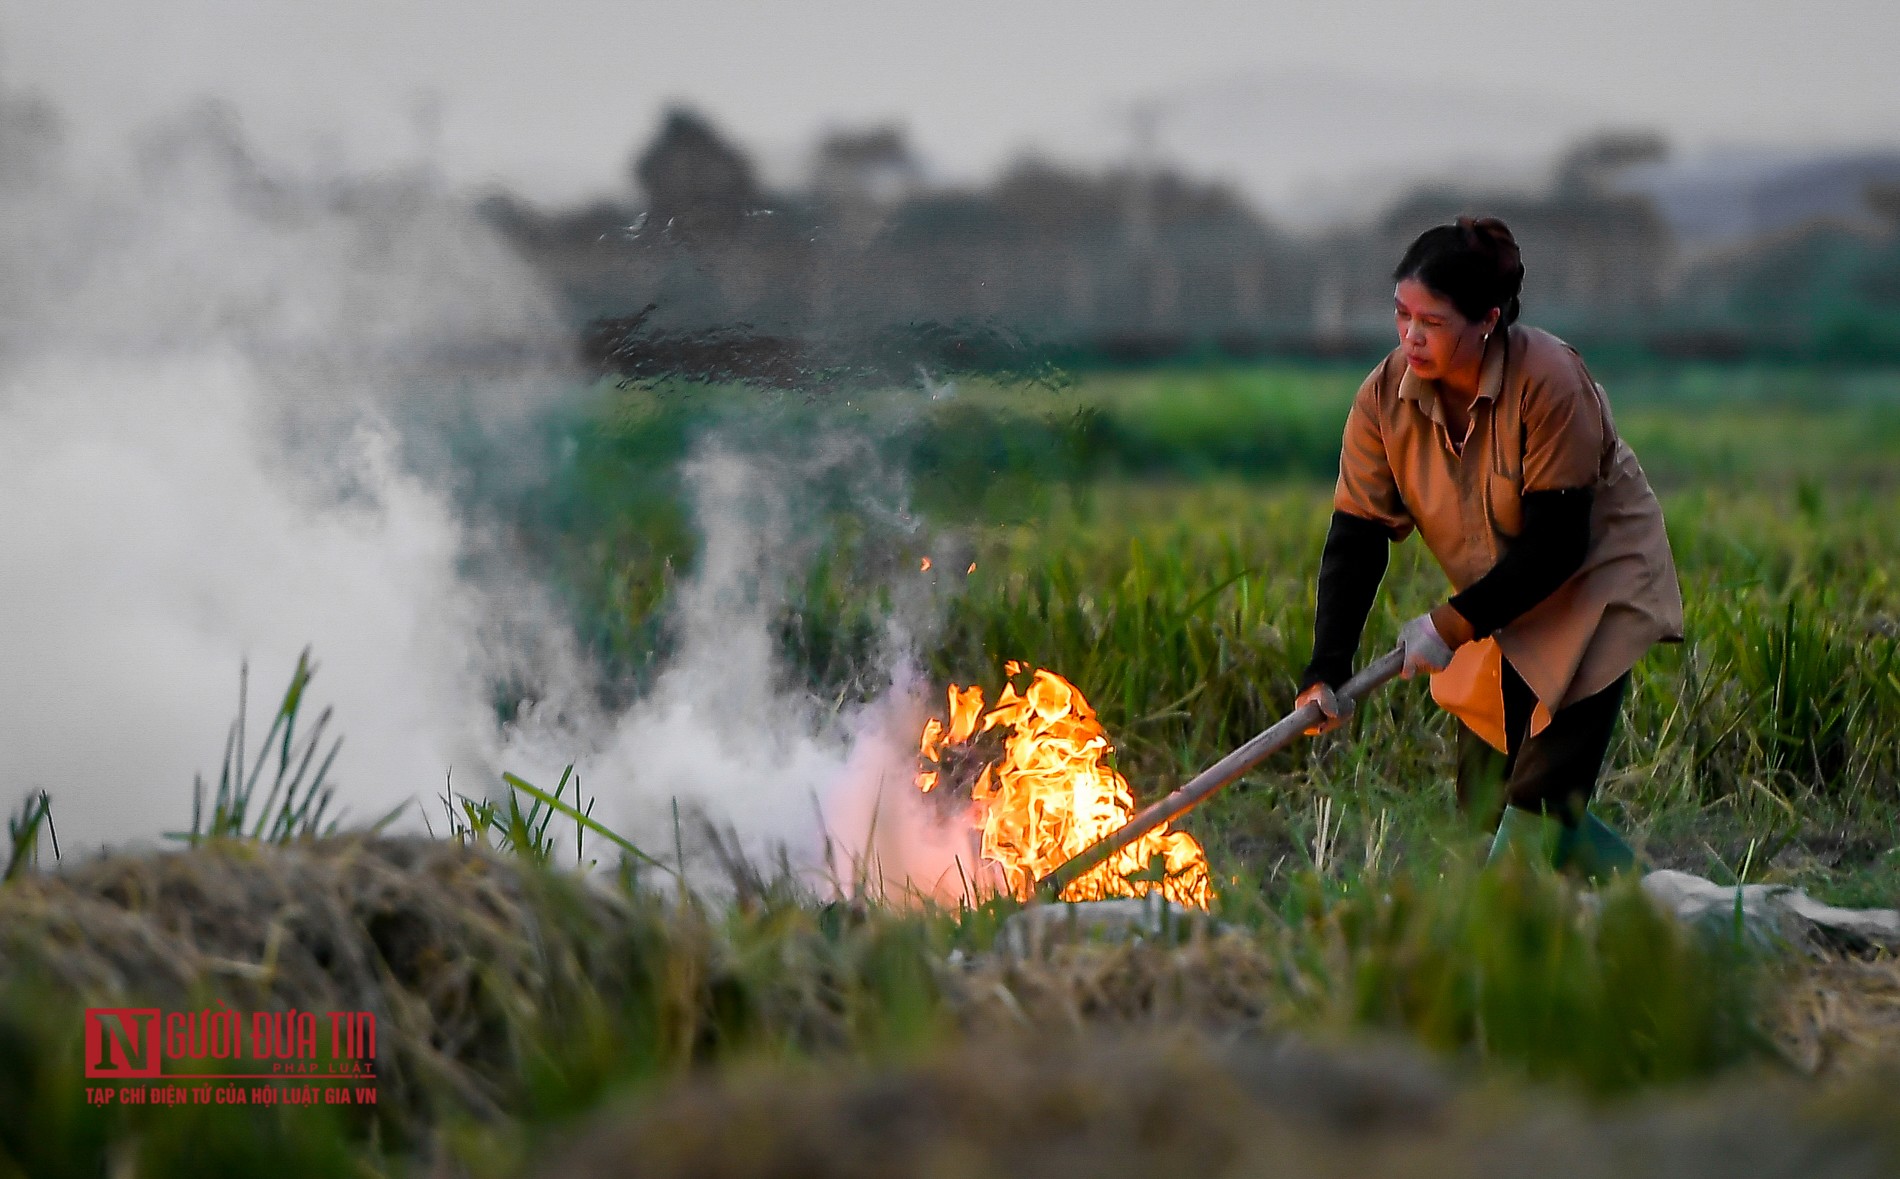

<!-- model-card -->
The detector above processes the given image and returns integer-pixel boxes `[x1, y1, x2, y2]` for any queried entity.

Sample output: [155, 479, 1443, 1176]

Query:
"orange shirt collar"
[1397, 329, 1509, 422]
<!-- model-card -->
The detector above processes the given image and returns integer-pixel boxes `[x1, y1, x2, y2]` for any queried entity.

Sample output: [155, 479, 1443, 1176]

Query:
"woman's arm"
[1302, 367, 1412, 690]
[1438, 486, 1593, 639]
[1432, 347, 1607, 644]
[1300, 511, 1395, 691]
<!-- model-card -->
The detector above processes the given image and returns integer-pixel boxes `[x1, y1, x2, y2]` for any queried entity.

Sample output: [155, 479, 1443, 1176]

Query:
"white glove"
[1397, 613, 1454, 679]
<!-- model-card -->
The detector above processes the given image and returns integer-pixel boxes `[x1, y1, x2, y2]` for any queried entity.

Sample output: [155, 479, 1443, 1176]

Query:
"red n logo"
[85, 1009, 160, 1078]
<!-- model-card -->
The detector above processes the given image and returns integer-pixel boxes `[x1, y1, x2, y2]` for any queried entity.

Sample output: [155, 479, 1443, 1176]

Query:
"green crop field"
[5, 361, 1900, 1177]
[533, 361, 1900, 905]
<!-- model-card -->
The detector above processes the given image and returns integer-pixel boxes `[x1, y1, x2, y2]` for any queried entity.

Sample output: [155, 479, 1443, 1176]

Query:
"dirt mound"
[5, 838, 1896, 1176]
[536, 1031, 1900, 1179]
[0, 837, 627, 1124]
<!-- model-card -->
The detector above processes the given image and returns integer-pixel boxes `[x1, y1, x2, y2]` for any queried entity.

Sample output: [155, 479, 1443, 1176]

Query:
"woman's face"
[1394, 277, 1496, 382]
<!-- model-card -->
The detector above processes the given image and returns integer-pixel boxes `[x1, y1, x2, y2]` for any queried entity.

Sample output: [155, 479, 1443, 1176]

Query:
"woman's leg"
[1454, 663, 1536, 829]
[1500, 663, 1629, 825]
[1485, 661, 1637, 880]
[1455, 725, 1511, 829]
[1455, 662, 1629, 837]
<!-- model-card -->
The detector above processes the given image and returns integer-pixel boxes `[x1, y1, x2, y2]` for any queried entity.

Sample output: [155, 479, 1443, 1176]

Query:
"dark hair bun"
[1394, 215, 1525, 328]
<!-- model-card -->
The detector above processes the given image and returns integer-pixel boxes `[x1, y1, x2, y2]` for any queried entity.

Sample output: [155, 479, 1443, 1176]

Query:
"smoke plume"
[0, 89, 969, 900]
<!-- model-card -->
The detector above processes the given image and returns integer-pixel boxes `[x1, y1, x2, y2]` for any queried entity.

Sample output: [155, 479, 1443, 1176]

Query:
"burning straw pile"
[917, 665, 1211, 908]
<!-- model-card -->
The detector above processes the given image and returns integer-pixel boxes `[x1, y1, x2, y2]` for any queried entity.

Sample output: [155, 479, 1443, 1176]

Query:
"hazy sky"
[6, 0, 1899, 222]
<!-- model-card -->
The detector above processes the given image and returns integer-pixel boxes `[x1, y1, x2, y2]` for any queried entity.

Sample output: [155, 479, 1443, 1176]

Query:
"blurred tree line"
[482, 108, 1900, 367]
[5, 62, 1892, 368]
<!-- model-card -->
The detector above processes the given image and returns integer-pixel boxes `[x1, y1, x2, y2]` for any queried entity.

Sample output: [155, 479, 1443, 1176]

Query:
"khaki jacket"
[1334, 325, 1684, 736]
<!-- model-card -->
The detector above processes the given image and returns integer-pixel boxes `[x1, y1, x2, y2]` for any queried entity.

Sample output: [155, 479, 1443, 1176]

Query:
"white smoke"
[0, 100, 580, 850]
[0, 93, 974, 900]
[497, 444, 981, 899]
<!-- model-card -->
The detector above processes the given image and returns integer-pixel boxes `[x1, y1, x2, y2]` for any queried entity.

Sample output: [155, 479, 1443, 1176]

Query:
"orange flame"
[916, 668, 1211, 909]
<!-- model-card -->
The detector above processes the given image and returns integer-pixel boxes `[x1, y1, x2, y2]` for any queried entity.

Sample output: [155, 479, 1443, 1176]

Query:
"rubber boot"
[1554, 812, 1639, 884]
[1485, 805, 1562, 871]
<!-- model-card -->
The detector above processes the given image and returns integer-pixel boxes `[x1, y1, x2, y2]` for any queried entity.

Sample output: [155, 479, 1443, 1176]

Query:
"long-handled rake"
[1033, 648, 1405, 901]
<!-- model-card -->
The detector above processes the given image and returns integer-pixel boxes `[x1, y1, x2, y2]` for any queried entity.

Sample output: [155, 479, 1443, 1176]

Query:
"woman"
[1294, 216, 1682, 878]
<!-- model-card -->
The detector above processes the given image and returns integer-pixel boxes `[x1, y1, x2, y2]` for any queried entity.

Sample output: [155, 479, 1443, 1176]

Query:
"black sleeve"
[1447, 486, 1594, 638]
[1299, 511, 1393, 692]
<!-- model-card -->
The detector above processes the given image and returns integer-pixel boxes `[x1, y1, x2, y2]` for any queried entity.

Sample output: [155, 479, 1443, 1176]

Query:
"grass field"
[5, 360, 1900, 1176]
[535, 361, 1900, 905]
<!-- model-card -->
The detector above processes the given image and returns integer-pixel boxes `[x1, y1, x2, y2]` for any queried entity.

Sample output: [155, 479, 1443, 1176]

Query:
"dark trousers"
[1455, 659, 1629, 830]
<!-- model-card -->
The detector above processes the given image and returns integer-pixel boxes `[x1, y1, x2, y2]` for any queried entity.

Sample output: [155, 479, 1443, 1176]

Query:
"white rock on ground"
[1640, 869, 1900, 952]
[993, 874, 1900, 956]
